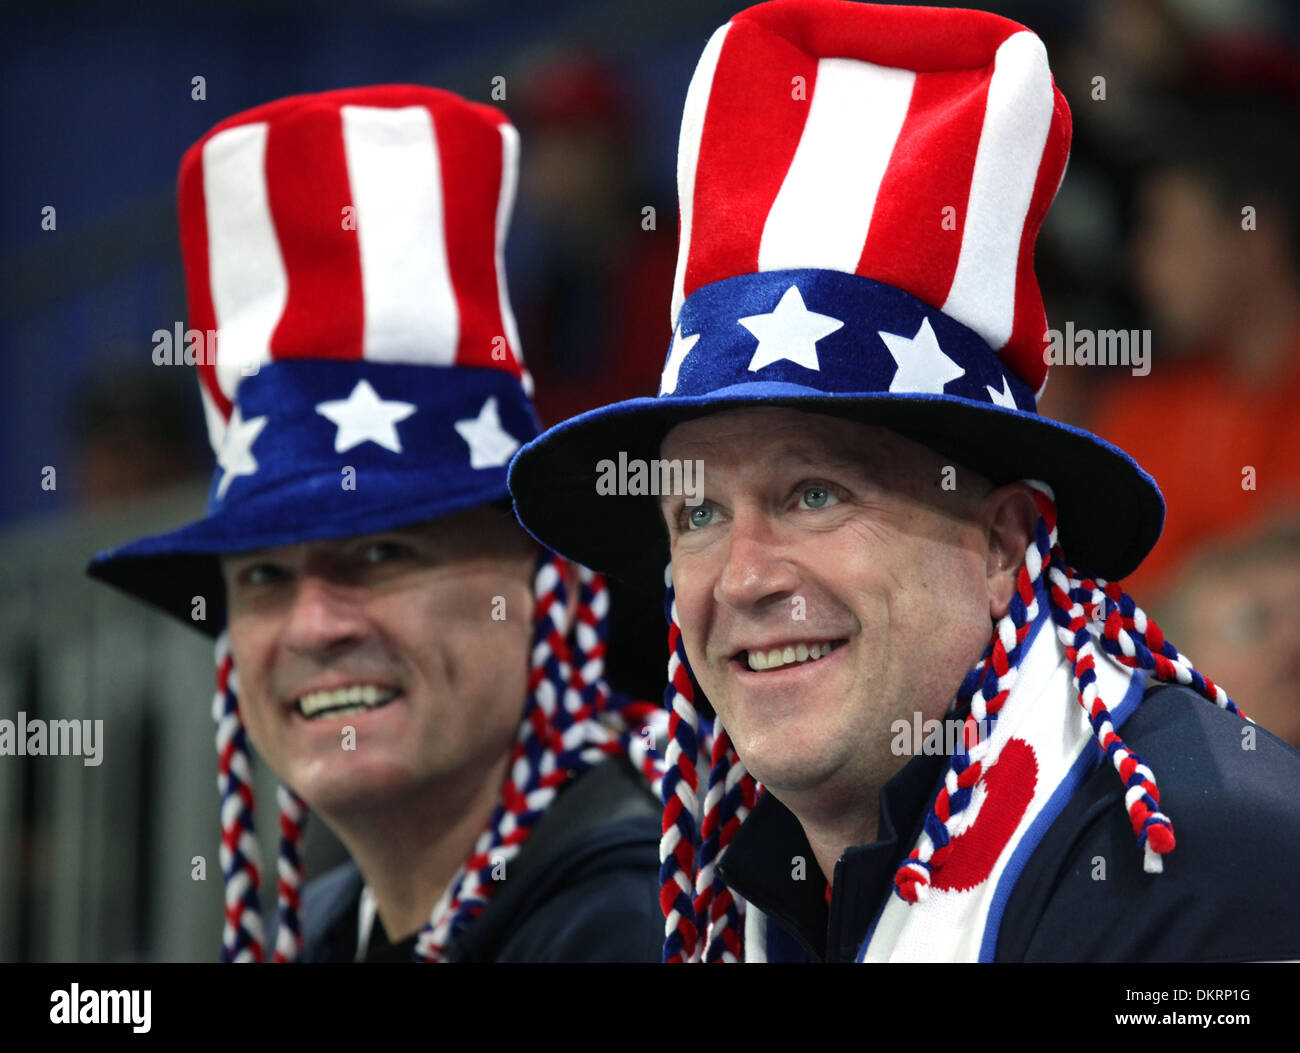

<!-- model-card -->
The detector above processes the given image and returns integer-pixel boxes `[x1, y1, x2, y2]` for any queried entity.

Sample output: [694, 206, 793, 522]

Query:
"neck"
[777, 769, 882, 888]
[801, 793, 880, 889]
[320, 751, 512, 943]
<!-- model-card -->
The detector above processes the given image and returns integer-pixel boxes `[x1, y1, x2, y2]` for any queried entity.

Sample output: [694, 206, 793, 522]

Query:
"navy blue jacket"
[720, 683, 1300, 962]
[296, 754, 663, 962]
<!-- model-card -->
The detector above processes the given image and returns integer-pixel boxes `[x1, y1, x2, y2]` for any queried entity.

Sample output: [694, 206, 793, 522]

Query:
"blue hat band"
[207, 359, 538, 515]
[666, 269, 1037, 412]
[86, 358, 540, 628]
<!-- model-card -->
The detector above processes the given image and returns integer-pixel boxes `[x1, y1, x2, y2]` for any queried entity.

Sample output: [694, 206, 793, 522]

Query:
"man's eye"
[241, 563, 287, 586]
[361, 541, 407, 564]
[684, 504, 716, 531]
[799, 485, 837, 510]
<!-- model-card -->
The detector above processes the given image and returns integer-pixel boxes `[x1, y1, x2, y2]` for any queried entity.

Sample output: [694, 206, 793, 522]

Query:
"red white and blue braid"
[696, 726, 757, 962]
[893, 481, 1248, 903]
[574, 567, 668, 793]
[212, 640, 267, 962]
[272, 784, 308, 962]
[659, 575, 704, 962]
[659, 567, 760, 963]
[213, 550, 666, 963]
[411, 554, 666, 961]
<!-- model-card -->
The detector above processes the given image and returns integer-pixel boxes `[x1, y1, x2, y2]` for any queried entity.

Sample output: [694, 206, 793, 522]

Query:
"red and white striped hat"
[92, 85, 540, 627]
[511, 0, 1164, 583]
[672, 0, 1068, 396]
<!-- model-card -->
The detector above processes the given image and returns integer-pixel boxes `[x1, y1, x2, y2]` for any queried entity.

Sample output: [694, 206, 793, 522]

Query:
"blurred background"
[1, 0, 1297, 961]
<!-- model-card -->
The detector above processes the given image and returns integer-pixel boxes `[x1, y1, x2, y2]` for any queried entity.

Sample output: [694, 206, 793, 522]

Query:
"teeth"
[746, 641, 839, 672]
[297, 685, 398, 718]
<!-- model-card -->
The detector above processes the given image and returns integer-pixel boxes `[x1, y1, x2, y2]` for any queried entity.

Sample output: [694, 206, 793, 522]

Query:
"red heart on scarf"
[931, 737, 1038, 892]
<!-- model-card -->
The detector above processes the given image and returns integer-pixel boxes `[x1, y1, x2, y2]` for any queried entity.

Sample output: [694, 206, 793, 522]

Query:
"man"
[1095, 98, 1300, 597]
[1154, 518, 1300, 751]
[508, 0, 1300, 962]
[88, 85, 664, 962]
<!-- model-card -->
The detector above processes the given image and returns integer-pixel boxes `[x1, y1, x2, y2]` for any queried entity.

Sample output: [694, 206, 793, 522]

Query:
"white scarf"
[860, 589, 1149, 961]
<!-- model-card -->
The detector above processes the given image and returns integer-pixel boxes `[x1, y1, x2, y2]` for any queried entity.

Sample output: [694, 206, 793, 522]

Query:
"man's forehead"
[661, 407, 907, 469]
[224, 514, 485, 562]
[220, 505, 529, 565]
[222, 522, 430, 562]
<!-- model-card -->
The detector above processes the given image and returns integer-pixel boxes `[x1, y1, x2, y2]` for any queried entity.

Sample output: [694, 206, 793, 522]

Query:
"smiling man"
[658, 410, 1037, 889]
[88, 86, 664, 963]
[509, 0, 1300, 962]
[217, 507, 542, 950]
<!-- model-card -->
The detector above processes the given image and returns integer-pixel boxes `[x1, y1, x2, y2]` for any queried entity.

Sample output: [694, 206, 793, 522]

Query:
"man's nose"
[714, 511, 799, 613]
[280, 574, 370, 655]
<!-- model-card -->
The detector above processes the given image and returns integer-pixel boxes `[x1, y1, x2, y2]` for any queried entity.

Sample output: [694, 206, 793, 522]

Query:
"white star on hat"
[740, 285, 843, 373]
[880, 317, 966, 394]
[315, 379, 417, 454]
[986, 376, 1017, 409]
[215, 406, 268, 500]
[659, 324, 701, 395]
[454, 396, 519, 469]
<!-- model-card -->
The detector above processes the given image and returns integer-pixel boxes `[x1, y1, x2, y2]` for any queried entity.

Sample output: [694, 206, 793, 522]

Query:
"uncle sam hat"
[89, 85, 537, 629]
[509, 0, 1164, 584]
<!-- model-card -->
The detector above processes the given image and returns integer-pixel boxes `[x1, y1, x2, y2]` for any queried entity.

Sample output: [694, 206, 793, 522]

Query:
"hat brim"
[87, 360, 539, 634]
[508, 384, 1164, 585]
[87, 473, 517, 636]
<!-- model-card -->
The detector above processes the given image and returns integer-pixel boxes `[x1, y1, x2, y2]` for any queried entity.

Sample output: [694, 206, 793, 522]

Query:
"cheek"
[668, 563, 714, 662]
[226, 622, 280, 745]
[807, 531, 893, 622]
[415, 579, 535, 682]
[840, 527, 985, 640]
[229, 617, 270, 689]
[903, 563, 984, 643]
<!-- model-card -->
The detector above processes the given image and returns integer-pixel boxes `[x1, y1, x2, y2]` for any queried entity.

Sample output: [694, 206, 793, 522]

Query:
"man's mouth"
[295, 685, 400, 719]
[738, 639, 848, 672]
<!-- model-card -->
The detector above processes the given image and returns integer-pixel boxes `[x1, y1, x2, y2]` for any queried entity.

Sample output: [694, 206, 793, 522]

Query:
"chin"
[290, 755, 422, 815]
[729, 727, 846, 796]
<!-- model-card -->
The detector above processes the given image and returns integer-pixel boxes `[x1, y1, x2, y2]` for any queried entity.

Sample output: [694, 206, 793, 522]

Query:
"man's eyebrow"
[772, 444, 869, 475]
[653, 443, 870, 500]
[225, 547, 276, 562]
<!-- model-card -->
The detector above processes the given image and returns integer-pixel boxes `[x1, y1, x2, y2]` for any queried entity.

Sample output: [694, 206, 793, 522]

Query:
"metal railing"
[0, 485, 345, 962]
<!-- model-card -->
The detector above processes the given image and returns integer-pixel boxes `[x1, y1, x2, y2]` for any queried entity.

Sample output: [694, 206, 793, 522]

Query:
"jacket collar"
[343, 753, 657, 961]
[718, 749, 948, 962]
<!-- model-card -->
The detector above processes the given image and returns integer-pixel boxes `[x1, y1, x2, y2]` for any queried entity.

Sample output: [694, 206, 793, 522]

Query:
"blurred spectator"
[74, 362, 206, 509]
[1035, 1, 1300, 433]
[508, 53, 676, 427]
[1092, 95, 1300, 598]
[1032, 0, 1194, 430]
[1155, 517, 1300, 749]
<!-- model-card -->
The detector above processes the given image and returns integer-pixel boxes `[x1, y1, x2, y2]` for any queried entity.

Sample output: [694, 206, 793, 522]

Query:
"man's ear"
[983, 484, 1039, 620]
